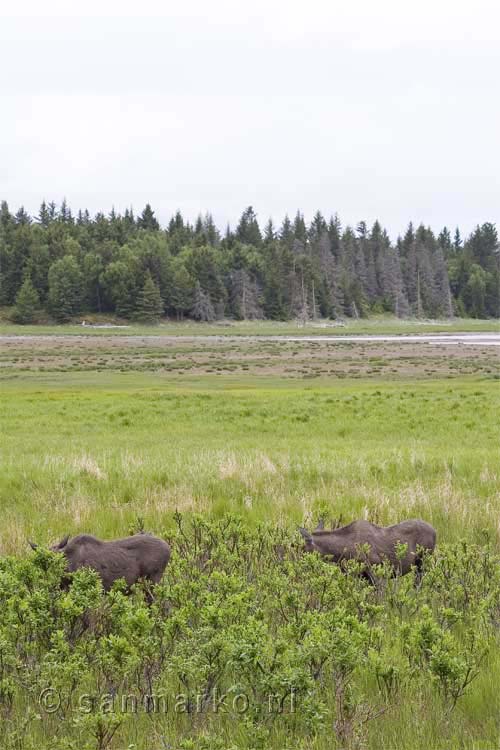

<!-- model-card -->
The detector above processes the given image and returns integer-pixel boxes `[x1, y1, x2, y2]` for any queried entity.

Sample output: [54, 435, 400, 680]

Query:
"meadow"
[1, 313, 500, 338]
[0, 324, 499, 749]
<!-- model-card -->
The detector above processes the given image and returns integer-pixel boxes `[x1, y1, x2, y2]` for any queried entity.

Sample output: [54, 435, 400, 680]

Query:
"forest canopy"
[0, 201, 498, 323]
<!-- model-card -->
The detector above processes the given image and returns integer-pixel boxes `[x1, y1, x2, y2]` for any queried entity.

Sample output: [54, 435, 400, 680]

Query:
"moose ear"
[28, 540, 38, 551]
[299, 527, 313, 542]
[57, 536, 69, 550]
[315, 517, 325, 531]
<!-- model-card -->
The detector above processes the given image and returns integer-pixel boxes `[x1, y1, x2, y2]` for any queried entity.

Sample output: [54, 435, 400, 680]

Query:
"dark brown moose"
[29, 533, 171, 593]
[299, 518, 436, 581]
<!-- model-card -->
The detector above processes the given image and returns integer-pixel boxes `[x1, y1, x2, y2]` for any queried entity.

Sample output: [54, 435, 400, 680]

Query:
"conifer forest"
[1, 201, 498, 324]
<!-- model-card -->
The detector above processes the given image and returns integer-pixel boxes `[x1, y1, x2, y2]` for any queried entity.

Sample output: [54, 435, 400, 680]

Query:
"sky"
[1, 0, 499, 239]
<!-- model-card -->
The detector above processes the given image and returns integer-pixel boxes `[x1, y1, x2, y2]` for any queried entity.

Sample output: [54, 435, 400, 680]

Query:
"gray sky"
[1, 0, 499, 238]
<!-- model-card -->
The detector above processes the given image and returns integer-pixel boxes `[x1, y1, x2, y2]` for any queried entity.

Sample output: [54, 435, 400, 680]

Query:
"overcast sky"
[1, 0, 499, 238]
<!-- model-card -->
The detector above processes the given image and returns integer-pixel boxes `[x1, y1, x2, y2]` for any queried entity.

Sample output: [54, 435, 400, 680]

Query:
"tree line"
[0, 200, 498, 324]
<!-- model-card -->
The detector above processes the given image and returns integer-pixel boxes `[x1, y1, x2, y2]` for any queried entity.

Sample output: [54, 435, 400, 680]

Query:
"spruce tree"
[134, 271, 164, 323]
[315, 232, 342, 317]
[171, 262, 194, 320]
[292, 211, 307, 242]
[48, 256, 83, 322]
[15, 207, 31, 226]
[12, 276, 40, 323]
[38, 201, 50, 228]
[438, 227, 452, 254]
[279, 215, 293, 247]
[236, 206, 262, 246]
[309, 211, 327, 242]
[203, 213, 219, 246]
[264, 219, 276, 242]
[137, 204, 160, 232]
[327, 214, 342, 257]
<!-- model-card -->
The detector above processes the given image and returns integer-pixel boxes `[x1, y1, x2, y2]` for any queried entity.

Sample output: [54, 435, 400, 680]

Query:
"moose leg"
[143, 570, 165, 605]
[143, 579, 156, 606]
[361, 569, 377, 586]
[413, 557, 424, 588]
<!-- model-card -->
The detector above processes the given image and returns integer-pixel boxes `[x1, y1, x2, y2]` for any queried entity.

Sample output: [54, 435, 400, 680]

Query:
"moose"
[29, 533, 171, 595]
[299, 518, 436, 581]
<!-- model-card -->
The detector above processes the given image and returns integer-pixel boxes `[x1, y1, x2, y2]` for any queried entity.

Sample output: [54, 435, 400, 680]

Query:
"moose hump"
[48, 533, 171, 591]
[299, 519, 436, 578]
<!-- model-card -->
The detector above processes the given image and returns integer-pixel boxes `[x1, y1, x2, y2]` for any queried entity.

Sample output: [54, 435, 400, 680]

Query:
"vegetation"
[1, 315, 499, 338]
[1, 519, 499, 750]
[133, 271, 164, 324]
[1, 329, 499, 381]
[0, 329, 499, 748]
[11, 277, 40, 324]
[0, 201, 498, 325]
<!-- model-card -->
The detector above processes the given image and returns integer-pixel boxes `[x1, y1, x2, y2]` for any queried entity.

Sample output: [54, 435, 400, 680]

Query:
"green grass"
[0, 313, 499, 337]
[1, 372, 499, 555]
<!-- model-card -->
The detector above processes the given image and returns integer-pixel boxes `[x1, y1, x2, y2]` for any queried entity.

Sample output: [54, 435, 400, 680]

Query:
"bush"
[0, 517, 499, 748]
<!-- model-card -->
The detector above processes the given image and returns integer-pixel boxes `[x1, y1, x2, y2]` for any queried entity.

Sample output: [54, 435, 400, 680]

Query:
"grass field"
[1, 373, 499, 553]
[1, 312, 499, 337]
[0, 324, 499, 749]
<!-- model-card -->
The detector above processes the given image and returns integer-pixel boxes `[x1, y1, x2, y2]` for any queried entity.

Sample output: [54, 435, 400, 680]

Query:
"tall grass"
[1, 375, 498, 554]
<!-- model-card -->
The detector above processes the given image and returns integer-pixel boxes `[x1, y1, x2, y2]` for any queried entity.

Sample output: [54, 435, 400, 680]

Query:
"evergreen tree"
[38, 201, 50, 228]
[15, 207, 31, 226]
[462, 264, 488, 318]
[12, 276, 40, 323]
[170, 261, 194, 320]
[184, 245, 226, 308]
[82, 253, 104, 311]
[203, 213, 219, 246]
[194, 214, 204, 237]
[48, 202, 58, 221]
[236, 206, 262, 246]
[468, 223, 498, 274]
[309, 211, 327, 242]
[58, 199, 73, 224]
[1, 223, 33, 304]
[327, 214, 342, 258]
[338, 227, 368, 317]
[48, 256, 83, 322]
[101, 261, 137, 318]
[0, 201, 14, 231]
[312, 232, 342, 317]
[123, 208, 135, 231]
[26, 229, 50, 303]
[438, 226, 452, 254]
[137, 204, 160, 232]
[223, 223, 234, 246]
[134, 271, 164, 323]
[356, 221, 368, 239]
[292, 211, 307, 242]
[168, 210, 185, 234]
[264, 219, 276, 242]
[279, 215, 293, 247]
